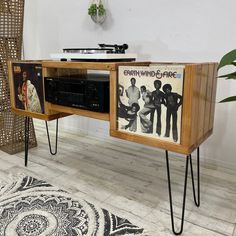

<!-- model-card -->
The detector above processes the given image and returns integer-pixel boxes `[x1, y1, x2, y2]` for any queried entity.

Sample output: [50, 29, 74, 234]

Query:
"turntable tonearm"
[50, 43, 137, 62]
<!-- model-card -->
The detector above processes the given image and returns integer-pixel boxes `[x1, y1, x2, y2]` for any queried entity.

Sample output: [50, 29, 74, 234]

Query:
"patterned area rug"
[0, 174, 144, 236]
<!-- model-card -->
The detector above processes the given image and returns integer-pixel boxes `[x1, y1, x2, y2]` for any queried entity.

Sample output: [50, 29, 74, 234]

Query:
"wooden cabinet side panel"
[109, 70, 117, 131]
[208, 63, 218, 131]
[7, 61, 16, 110]
[180, 65, 195, 147]
[203, 64, 215, 135]
[197, 64, 210, 140]
[190, 64, 202, 146]
[42, 67, 50, 115]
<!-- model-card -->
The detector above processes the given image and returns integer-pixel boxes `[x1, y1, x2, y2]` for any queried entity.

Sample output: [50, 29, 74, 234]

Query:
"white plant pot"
[91, 12, 106, 24]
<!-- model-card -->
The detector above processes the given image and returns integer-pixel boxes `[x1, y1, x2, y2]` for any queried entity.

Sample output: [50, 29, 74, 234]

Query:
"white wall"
[24, 0, 236, 168]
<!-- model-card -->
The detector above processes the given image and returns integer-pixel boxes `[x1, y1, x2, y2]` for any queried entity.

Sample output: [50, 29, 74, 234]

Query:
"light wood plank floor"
[0, 120, 236, 236]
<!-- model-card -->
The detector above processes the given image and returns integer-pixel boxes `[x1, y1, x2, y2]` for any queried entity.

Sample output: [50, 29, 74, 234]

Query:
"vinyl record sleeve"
[117, 65, 184, 144]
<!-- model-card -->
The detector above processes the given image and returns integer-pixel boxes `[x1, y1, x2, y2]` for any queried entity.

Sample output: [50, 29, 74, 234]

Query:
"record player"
[50, 43, 137, 62]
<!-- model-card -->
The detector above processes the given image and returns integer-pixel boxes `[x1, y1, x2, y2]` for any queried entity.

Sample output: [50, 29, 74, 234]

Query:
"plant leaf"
[225, 75, 236, 80]
[231, 62, 236, 66]
[218, 72, 236, 79]
[218, 49, 236, 70]
[219, 96, 236, 103]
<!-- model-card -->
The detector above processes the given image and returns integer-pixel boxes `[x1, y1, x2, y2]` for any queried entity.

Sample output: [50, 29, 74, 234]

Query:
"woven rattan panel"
[0, 0, 37, 154]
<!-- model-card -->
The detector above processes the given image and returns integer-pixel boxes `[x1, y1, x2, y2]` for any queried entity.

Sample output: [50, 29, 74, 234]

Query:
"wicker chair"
[0, 0, 37, 154]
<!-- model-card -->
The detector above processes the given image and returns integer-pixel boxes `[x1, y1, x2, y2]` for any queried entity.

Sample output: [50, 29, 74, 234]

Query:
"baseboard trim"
[49, 118, 236, 172]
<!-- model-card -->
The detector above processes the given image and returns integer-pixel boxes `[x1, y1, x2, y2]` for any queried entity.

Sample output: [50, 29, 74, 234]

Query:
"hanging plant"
[88, 0, 106, 24]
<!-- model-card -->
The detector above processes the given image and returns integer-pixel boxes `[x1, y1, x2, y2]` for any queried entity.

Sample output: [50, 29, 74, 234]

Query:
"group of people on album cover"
[118, 77, 182, 142]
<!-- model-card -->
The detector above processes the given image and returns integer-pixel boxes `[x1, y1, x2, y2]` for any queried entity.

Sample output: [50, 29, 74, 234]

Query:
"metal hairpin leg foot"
[45, 119, 58, 155]
[166, 151, 189, 235]
[190, 147, 200, 207]
[24, 116, 30, 167]
[165, 148, 201, 235]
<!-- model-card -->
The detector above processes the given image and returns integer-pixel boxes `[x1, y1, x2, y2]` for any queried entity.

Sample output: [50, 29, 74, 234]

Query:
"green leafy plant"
[218, 49, 236, 102]
[98, 3, 106, 16]
[88, 3, 97, 16]
[88, 2, 106, 17]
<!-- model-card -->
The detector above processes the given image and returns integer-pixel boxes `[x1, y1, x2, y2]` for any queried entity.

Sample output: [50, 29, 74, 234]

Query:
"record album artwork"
[12, 63, 44, 114]
[117, 65, 184, 143]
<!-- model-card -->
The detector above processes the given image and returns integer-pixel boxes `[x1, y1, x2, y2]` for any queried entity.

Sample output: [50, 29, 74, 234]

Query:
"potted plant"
[88, 0, 106, 24]
[218, 49, 236, 102]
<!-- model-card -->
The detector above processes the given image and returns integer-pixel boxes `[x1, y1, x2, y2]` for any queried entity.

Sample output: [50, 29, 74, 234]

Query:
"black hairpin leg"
[166, 150, 189, 235]
[24, 116, 30, 167]
[45, 119, 58, 155]
[190, 147, 200, 207]
[165, 148, 201, 235]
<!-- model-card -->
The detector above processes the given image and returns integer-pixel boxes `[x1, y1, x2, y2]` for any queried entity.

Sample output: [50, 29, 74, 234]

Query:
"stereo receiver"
[44, 74, 109, 112]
